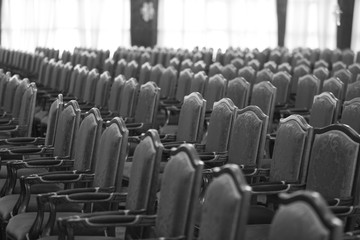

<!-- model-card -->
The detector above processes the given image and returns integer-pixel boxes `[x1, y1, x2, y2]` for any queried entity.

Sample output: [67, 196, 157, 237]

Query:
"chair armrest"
[2, 137, 45, 145]
[160, 134, 177, 143]
[10, 158, 74, 170]
[3, 146, 54, 155]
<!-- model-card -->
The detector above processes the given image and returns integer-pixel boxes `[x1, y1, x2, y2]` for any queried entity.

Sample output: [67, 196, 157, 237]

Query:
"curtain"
[158, 0, 277, 51]
[1, 0, 131, 52]
[285, 0, 337, 49]
[352, 0, 360, 52]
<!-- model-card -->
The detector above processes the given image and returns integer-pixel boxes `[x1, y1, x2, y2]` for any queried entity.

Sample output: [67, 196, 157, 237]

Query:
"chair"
[56, 144, 203, 240]
[342, 49, 355, 66]
[272, 71, 291, 106]
[264, 61, 277, 73]
[340, 97, 360, 133]
[322, 77, 344, 101]
[277, 62, 292, 74]
[221, 64, 237, 80]
[123, 60, 138, 80]
[333, 69, 353, 99]
[345, 80, 360, 101]
[100, 75, 126, 118]
[190, 71, 207, 96]
[309, 92, 339, 128]
[314, 59, 329, 69]
[348, 63, 360, 83]
[226, 77, 250, 109]
[93, 71, 112, 110]
[255, 68, 273, 84]
[192, 60, 206, 74]
[117, 78, 138, 121]
[290, 64, 310, 95]
[1, 75, 21, 117]
[295, 74, 320, 110]
[203, 74, 227, 112]
[268, 191, 343, 240]
[173, 69, 193, 105]
[114, 59, 127, 78]
[313, 67, 330, 92]
[250, 81, 277, 132]
[158, 66, 177, 100]
[332, 61, 346, 75]
[149, 64, 165, 86]
[7, 117, 129, 240]
[208, 62, 222, 77]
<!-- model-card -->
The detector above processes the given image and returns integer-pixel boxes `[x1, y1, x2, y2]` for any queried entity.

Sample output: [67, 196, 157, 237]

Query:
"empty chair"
[255, 68, 273, 84]
[348, 63, 360, 82]
[322, 77, 344, 101]
[333, 68, 353, 99]
[295, 74, 320, 110]
[208, 62, 222, 77]
[221, 64, 237, 80]
[138, 62, 151, 85]
[341, 97, 360, 133]
[190, 71, 208, 96]
[345, 80, 360, 101]
[226, 77, 250, 109]
[313, 67, 330, 92]
[204, 74, 227, 112]
[272, 71, 291, 106]
[291, 65, 310, 95]
[309, 92, 339, 128]
[149, 63, 165, 86]
[268, 191, 343, 240]
[158, 66, 177, 100]
[332, 61, 346, 75]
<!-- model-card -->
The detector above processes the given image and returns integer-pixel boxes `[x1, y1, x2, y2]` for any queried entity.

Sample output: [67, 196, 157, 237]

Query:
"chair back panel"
[345, 80, 360, 101]
[333, 69, 352, 99]
[93, 117, 128, 191]
[155, 144, 203, 239]
[348, 63, 360, 82]
[53, 100, 81, 158]
[313, 67, 330, 92]
[177, 92, 206, 142]
[11, 78, 30, 118]
[206, 98, 236, 152]
[73, 108, 103, 171]
[45, 95, 64, 146]
[50, 61, 63, 91]
[269, 191, 343, 240]
[272, 71, 291, 105]
[228, 105, 268, 167]
[306, 125, 360, 200]
[341, 97, 360, 133]
[114, 59, 127, 78]
[295, 74, 320, 109]
[270, 115, 313, 183]
[255, 68, 273, 84]
[221, 64, 237, 80]
[322, 77, 344, 101]
[226, 77, 250, 109]
[134, 81, 160, 125]
[309, 92, 339, 128]
[199, 165, 251, 240]
[159, 66, 177, 99]
[124, 60, 138, 80]
[291, 65, 310, 94]
[3, 75, 20, 113]
[73, 66, 89, 100]
[82, 69, 99, 104]
[138, 62, 151, 85]
[204, 74, 227, 111]
[67, 65, 80, 96]
[126, 130, 162, 214]
[94, 71, 112, 108]
[119, 78, 138, 118]
[0, 73, 9, 109]
[18, 82, 37, 137]
[149, 64, 165, 86]
[58, 63, 73, 93]
[238, 66, 256, 87]
[175, 69, 193, 102]
[108, 75, 125, 113]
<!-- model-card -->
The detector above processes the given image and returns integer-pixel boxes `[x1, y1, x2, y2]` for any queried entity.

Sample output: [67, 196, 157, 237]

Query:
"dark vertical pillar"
[337, 0, 355, 49]
[131, 0, 158, 47]
[277, 0, 288, 47]
[0, 0, 2, 45]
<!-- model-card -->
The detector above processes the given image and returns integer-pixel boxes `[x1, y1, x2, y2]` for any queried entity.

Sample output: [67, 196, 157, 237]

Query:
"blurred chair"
[309, 92, 339, 128]
[226, 77, 250, 109]
[340, 97, 360, 133]
[322, 77, 344, 101]
[203, 74, 227, 112]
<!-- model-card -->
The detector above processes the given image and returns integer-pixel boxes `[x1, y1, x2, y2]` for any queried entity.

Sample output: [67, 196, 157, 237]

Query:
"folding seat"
[149, 63, 164, 86]
[333, 68, 353, 99]
[54, 144, 203, 240]
[138, 62, 151, 85]
[6, 117, 129, 240]
[268, 191, 343, 240]
[203, 74, 227, 112]
[348, 63, 360, 83]
[313, 67, 330, 92]
[308, 92, 339, 128]
[250, 81, 277, 132]
[190, 71, 207, 97]
[340, 97, 360, 133]
[322, 77, 344, 101]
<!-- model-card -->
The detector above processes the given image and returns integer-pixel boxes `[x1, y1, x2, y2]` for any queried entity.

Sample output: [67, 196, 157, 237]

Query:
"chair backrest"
[0, 73, 9, 109]
[272, 71, 291, 106]
[149, 63, 165, 86]
[134, 81, 160, 126]
[306, 124, 360, 204]
[295, 74, 320, 110]
[208, 62, 222, 77]
[314, 59, 329, 69]
[93, 71, 112, 108]
[49, 61, 63, 91]
[124, 60, 138, 80]
[221, 64, 237, 80]
[345, 80, 360, 101]
[206, 98, 237, 152]
[93, 117, 128, 192]
[73, 66, 89, 101]
[342, 49, 355, 66]
[198, 164, 251, 240]
[333, 69, 352, 99]
[332, 61, 346, 75]
[238, 66, 256, 88]
[103, 58, 114, 76]
[58, 62, 73, 94]
[44, 94, 64, 146]
[175, 69, 193, 102]
[53, 100, 81, 158]
[190, 71, 207, 96]
[255, 68, 273, 84]
[11, 78, 30, 118]
[3, 75, 20, 113]
[226, 77, 250, 109]
[72, 108, 103, 172]
[322, 77, 344, 101]
[118, 78, 138, 118]
[264, 61, 277, 73]
[341, 97, 360, 134]
[82, 68, 99, 104]
[17, 82, 37, 137]
[107, 74, 126, 113]
[247, 59, 260, 72]
[270, 115, 313, 183]
[277, 62, 292, 74]
[204, 74, 227, 111]
[309, 92, 339, 128]
[155, 144, 203, 240]
[181, 59, 193, 72]
[348, 63, 360, 83]
[158, 66, 177, 99]
[192, 60, 206, 74]
[250, 81, 277, 132]
[177, 92, 207, 143]
[138, 62, 151, 85]
[313, 67, 330, 92]
[114, 59, 127, 77]
[269, 191, 343, 240]
[227, 105, 268, 167]
[126, 129, 163, 214]
[291, 65, 310, 94]
[67, 65, 81, 96]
